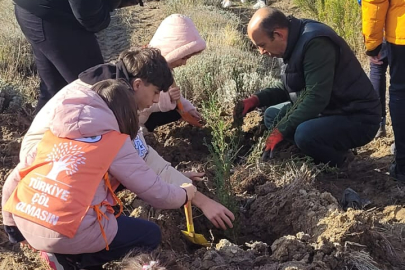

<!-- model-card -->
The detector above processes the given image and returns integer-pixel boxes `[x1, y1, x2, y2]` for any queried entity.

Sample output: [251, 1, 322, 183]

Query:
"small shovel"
[181, 201, 210, 247]
[176, 100, 203, 128]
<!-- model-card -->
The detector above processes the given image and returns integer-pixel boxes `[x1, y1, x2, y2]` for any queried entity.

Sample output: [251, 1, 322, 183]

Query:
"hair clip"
[142, 260, 157, 270]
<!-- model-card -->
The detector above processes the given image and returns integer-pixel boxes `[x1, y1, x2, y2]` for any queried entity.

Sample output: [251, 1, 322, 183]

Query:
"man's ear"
[274, 29, 287, 41]
[131, 78, 142, 92]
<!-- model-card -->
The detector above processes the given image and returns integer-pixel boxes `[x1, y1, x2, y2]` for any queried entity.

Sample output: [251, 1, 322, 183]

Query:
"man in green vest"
[235, 7, 381, 167]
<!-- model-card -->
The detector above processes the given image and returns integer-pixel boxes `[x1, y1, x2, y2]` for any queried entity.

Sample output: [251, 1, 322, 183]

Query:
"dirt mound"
[145, 121, 211, 169]
[231, 164, 405, 270]
[238, 165, 337, 243]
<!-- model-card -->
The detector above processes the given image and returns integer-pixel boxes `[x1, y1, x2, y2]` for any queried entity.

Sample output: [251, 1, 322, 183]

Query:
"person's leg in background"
[263, 101, 291, 130]
[39, 18, 104, 84]
[14, 5, 104, 114]
[387, 42, 405, 181]
[369, 41, 389, 138]
[144, 110, 182, 132]
[14, 5, 67, 114]
[294, 115, 379, 167]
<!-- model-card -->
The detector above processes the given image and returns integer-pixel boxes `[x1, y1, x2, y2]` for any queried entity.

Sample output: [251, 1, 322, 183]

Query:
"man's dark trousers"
[294, 115, 379, 167]
[15, 5, 104, 113]
[388, 43, 405, 176]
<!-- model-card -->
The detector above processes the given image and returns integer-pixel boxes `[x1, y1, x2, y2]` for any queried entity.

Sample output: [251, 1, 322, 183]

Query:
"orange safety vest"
[4, 130, 128, 249]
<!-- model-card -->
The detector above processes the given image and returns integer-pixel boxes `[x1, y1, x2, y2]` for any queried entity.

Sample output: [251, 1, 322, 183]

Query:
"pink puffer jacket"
[139, 14, 206, 127]
[1, 80, 187, 254]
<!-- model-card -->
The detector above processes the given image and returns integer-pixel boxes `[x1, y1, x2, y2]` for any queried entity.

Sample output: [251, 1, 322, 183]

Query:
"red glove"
[265, 129, 283, 151]
[241, 95, 260, 116]
[262, 129, 283, 161]
[234, 95, 260, 120]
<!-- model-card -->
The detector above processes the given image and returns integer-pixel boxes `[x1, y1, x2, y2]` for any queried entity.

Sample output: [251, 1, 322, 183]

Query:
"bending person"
[2, 48, 196, 269]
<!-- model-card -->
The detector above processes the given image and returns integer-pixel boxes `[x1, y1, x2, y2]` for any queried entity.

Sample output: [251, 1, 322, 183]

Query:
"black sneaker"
[340, 188, 371, 210]
[339, 150, 356, 169]
[389, 162, 405, 182]
[40, 252, 79, 270]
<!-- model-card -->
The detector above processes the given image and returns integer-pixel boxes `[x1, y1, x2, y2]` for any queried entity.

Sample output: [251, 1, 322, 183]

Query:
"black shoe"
[339, 150, 356, 169]
[340, 188, 371, 210]
[375, 126, 387, 138]
[389, 162, 405, 182]
[40, 252, 80, 270]
[375, 117, 387, 138]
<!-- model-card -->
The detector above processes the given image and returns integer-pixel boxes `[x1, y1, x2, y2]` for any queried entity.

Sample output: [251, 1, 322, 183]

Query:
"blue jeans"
[294, 116, 378, 166]
[369, 41, 388, 118]
[264, 105, 379, 166]
[387, 43, 405, 173]
[264, 102, 292, 130]
[15, 5, 104, 113]
[60, 216, 161, 269]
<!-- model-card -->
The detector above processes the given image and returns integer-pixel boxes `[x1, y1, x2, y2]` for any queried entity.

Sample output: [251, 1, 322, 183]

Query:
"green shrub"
[174, 47, 277, 106]
[294, 0, 364, 56]
[201, 91, 240, 235]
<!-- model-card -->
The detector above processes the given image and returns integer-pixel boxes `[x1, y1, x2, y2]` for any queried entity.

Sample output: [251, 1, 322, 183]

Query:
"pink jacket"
[1, 80, 187, 254]
[139, 14, 206, 127]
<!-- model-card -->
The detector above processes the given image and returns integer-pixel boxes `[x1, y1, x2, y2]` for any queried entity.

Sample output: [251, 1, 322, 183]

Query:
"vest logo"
[133, 135, 147, 158]
[74, 136, 102, 143]
[45, 142, 86, 179]
[4, 130, 128, 238]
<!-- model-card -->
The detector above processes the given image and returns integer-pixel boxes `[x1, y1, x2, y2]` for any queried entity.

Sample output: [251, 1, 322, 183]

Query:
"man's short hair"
[260, 8, 289, 40]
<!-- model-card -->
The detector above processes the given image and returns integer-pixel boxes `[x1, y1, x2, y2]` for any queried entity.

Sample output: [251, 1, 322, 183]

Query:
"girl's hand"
[188, 109, 202, 120]
[180, 183, 197, 202]
[200, 198, 235, 230]
[182, 171, 205, 181]
[168, 86, 181, 102]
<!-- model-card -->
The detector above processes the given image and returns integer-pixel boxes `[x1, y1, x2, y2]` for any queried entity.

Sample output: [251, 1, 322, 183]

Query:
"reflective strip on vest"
[4, 130, 128, 238]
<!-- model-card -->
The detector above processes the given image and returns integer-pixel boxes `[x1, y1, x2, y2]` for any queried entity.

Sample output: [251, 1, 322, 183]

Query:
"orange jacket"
[362, 0, 405, 54]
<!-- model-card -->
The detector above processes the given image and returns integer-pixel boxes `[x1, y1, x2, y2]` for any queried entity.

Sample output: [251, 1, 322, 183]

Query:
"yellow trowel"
[181, 201, 210, 247]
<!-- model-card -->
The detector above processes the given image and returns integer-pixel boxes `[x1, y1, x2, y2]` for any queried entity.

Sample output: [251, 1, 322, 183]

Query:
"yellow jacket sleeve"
[362, 0, 389, 54]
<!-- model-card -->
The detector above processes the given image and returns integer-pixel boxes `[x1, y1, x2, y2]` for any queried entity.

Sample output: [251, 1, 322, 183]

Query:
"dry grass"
[0, 0, 39, 104]
[0, 0, 35, 81]
[161, 0, 247, 49]
[346, 251, 382, 270]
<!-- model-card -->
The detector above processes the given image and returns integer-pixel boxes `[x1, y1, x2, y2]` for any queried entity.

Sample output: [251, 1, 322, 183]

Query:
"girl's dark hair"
[92, 79, 139, 140]
[119, 47, 174, 92]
